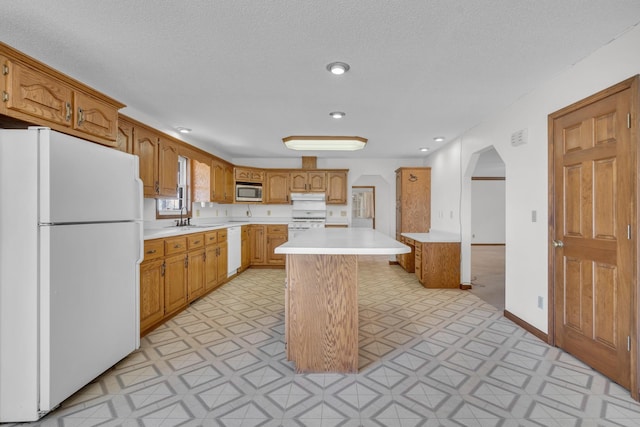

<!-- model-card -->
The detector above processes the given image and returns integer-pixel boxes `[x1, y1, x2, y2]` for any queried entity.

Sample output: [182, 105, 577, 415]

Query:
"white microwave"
[236, 183, 262, 202]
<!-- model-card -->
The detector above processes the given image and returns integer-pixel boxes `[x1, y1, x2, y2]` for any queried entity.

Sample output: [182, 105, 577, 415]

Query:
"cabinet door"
[289, 171, 307, 192]
[6, 59, 73, 127]
[211, 159, 225, 202]
[187, 249, 205, 302]
[205, 245, 218, 291]
[266, 233, 287, 265]
[115, 117, 134, 154]
[73, 91, 118, 142]
[326, 171, 347, 204]
[134, 127, 160, 197]
[307, 171, 327, 192]
[265, 172, 290, 204]
[224, 164, 234, 203]
[140, 259, 164, 334]
[158, 138, 179, 198]
[217, 242, 228, 283]
[241, 226, 250, 271]
[250, 225, 266, 264]
[164, 253, 187, 315]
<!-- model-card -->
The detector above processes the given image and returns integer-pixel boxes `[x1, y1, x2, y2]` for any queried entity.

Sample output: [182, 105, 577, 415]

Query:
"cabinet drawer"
[267, 224, 287, 234]
[187, 233, 205, 249]
[165, 236, 187, 255]
[217, 229, 227, 242]
[143, 239, 164, 261]
[205, 231, 218, 245]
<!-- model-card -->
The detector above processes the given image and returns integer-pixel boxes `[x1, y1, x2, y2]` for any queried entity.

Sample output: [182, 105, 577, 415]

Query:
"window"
[157, 156, 190, 218]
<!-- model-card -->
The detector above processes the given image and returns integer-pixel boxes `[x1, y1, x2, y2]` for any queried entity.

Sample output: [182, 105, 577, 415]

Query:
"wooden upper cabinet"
[395, 167, 431, 233]
[235, 167, 264, 183]
[211, 158, 225, 203]
[265, 171, 290, 204]
[134, 126, 160, 197]
[73, 91, 118, 142]
[290, 170, 326, 192]
[4, 59, 73, 127]
[115, 117, 134, 154]
[224, 164, 234, 203]
[0, 43, 124, 145]
[326, 171, 348, 204]
[158, 137, 179, 198]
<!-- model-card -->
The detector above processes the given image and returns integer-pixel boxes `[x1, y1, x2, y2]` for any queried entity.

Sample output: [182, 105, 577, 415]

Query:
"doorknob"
[552, 240, 564, 248]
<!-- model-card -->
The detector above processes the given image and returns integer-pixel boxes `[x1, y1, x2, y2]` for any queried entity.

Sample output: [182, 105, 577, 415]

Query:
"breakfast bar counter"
[275, 228, 409, 373]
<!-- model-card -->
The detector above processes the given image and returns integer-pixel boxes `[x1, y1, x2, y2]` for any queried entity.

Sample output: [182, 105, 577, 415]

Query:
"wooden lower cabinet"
[140, 230, 229, 337]
[397, 235, 415, 273]
[140, 258, 164, 334]
[240, 225, 250, 272]
[249, 224, 288, 267]
[414, 242, 461, 288]
[266, 225, 288, 265]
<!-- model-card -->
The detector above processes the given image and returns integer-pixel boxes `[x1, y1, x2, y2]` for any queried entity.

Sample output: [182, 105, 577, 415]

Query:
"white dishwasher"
[227, 226, 241, 277]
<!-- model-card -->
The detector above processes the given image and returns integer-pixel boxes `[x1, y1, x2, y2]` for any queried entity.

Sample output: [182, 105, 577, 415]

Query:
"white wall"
[425, 23, 640, 333]
[471, 180, 505, 244]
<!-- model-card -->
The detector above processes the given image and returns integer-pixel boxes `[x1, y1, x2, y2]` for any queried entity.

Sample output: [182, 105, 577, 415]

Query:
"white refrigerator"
[0, 128, 143, 422]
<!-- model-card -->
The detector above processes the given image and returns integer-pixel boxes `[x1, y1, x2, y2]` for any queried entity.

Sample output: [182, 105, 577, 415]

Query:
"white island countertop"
[401, 230, 461, 243]
[275, 228, 410, 255]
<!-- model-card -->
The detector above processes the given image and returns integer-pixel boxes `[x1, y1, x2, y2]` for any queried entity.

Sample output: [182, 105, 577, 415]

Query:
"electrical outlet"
[538, 296, 544, 309]
[215, 209, 219, 216]
[532, 210, 537, 222]
[246, 210, 250, 217]
[267, 210, 271, 216]
[195, 209, 200, 217]
[341, 211, 347, 217]
[329, 211, 333, 216]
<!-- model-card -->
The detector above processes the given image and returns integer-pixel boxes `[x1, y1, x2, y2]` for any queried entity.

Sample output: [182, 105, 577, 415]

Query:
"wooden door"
[265, 172, 289, 204]
[164, 253, 187, 315]
[116, 117, 134, 153]
[187, 249, 205, 302]
[158, 138, 179, 198]
[550, 78, 637, 390]
[134, 127, 160, 197]
[217, 242, 228, 283]
[140, 259, 164, 334]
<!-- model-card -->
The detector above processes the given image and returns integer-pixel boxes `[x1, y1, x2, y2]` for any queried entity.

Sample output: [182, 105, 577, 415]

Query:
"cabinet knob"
[77, 107, 85, 125]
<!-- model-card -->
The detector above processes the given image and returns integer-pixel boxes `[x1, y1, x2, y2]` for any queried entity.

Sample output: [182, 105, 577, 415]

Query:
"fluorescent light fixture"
[283, 136, 367, 151]
[433, 136, 445, 142]
[176, 127, 192, 134]
[330, 111, 346, 119]
[326, 62, 350, 75]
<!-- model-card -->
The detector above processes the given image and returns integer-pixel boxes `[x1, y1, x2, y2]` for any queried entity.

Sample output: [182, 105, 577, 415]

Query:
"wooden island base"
[285, 254, 359, 373]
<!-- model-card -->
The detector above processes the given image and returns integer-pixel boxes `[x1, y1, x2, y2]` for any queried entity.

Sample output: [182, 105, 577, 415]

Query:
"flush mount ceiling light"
[330, 111, 346, 119]
[326, 62, 350, 75]
[176, 127, 192, 134]
[433, 136, 445, 142]
[419, 147, 430, 152]
[283, 136, 367, 151]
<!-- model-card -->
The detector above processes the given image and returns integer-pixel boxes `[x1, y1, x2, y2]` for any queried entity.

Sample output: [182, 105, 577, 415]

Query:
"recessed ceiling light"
[176, 127, 192, 134]
[330, 111, 346, 119]
[433, 136, 445, 142]
[326, 62, 350, 75]
[419, 147, 429, 152]
[283, 136, 367, 151]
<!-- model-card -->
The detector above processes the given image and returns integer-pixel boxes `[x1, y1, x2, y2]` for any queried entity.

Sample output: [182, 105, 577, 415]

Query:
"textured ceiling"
[2, 1, 640, 159]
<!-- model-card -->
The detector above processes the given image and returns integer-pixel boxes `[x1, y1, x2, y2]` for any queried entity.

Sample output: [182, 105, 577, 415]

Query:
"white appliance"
[0, 128, 143, 422]
[227, 225, 241, 276]
[289, 193, 327, 231]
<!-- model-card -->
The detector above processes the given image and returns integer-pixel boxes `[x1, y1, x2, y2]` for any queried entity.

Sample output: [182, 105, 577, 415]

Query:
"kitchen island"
[274, 228, 409, 373]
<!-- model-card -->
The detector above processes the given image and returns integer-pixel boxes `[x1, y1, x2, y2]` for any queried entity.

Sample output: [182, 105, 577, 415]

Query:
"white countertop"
[144, 219, 288, 240]
[401, 230, 461, 243]
[275, 228, 410, 255]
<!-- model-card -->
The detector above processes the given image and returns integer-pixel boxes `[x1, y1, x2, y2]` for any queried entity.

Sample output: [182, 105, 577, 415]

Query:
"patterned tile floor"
[7, 256, 640, 426]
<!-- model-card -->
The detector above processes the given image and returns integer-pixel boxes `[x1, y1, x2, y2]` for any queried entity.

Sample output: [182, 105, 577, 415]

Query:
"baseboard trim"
[460, 284, 472, 290]
[389, 261, 399, 265]
[503, 310, 549, 343]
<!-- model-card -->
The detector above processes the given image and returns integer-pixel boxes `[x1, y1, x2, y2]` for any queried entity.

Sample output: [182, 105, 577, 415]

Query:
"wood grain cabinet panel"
[395, 167, 431, 268]
[158, 138, 179, 198]
[265, 171, 290, 203]
[326, 171, 348, 204]
[416, 242, 460, 288]
[134, 126, 160, 197]
[266, 225, 288, 265]
[73, 91, 118, 142]
[115, 116, 134, 154]
[140, 258, 164, 334]
[163, 253, 188, 316]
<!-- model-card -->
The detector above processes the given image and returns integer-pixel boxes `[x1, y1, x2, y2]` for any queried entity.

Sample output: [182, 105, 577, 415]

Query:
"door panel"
[552, 83, 634, 390]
